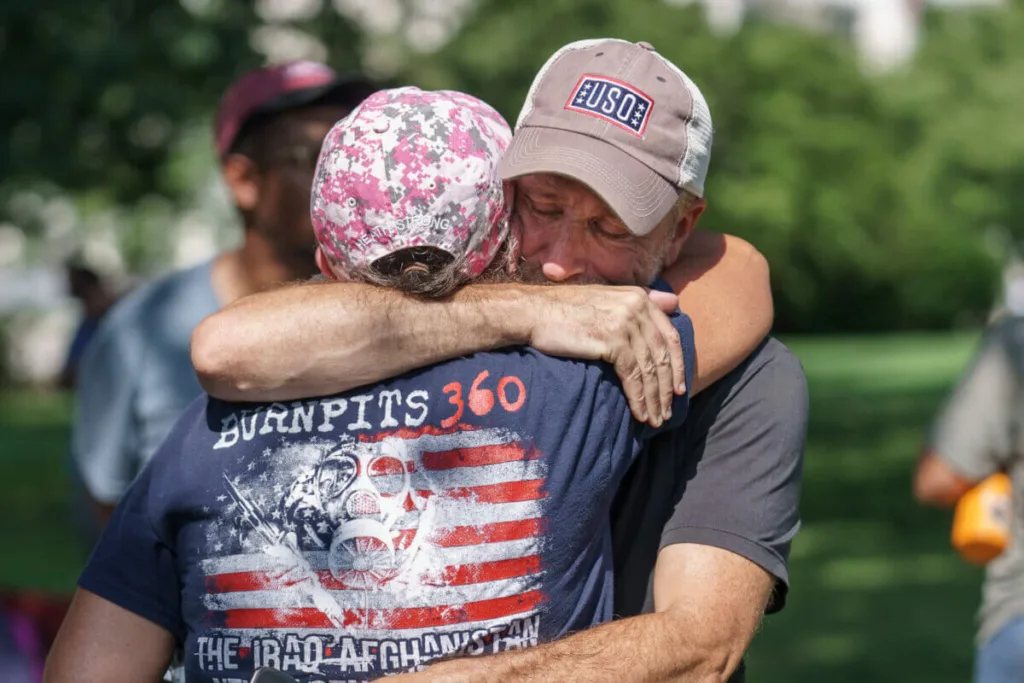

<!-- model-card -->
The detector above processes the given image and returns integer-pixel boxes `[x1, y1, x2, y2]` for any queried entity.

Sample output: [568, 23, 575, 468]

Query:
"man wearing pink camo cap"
[50, 87, 701, 683]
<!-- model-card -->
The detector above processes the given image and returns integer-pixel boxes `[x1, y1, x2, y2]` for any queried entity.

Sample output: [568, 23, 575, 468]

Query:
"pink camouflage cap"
[311, 87, 513, 279]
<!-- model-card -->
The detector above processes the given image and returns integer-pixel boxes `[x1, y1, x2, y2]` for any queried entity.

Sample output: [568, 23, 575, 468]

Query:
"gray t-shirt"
[73, 260, 220, 504]
[929, 316, 1024, 646]
[611, 337, 808, 681]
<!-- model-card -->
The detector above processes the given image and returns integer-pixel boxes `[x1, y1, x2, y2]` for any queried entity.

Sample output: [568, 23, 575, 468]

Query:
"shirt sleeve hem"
[930, 447, 996, 483]
[660, 524, 790, 587]
[79, 568, 181, 641]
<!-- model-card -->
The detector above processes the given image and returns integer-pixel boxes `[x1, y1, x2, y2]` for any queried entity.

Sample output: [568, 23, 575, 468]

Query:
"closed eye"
[521, 196, 562, 218]
[590, 220, 632, 241]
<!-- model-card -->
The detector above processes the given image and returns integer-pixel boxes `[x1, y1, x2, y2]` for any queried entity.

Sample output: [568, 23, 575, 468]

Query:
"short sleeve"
[662, 338, 807, 613]
[928, 320, 1021, 480]
[78, 445, 184, 641]
[72, 314, 140, 504]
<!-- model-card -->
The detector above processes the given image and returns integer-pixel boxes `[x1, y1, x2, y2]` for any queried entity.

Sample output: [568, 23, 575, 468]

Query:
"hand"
[524, 285, 685, 426]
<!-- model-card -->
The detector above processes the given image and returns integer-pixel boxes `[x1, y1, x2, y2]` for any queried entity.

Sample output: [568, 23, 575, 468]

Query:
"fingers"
[619, 315, 663, 427]
[647, 289, 679, 314]
[648, 300, 684, 410]
[535, 285, 680, 427]
[650, 301, 686, 397]
[615, 349, 650, 425]
[608, 288, 673, 427]
[636, 304, 674, 425]
[633, 330, 661, 427]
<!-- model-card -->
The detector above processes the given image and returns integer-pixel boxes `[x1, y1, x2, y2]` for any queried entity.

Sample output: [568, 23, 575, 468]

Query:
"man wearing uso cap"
[71, 60, 378, 536]
[500, 39, 712, 238]
[193, 40, 805, 683]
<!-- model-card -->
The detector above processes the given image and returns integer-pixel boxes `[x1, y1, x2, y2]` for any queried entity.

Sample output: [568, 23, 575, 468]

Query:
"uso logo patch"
[564, 75, 654, 137]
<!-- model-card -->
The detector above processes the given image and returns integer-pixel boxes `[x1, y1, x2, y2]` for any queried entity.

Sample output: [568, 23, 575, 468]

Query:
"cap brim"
[227, 76, 381, 155]
[250, 75, 381, 120]
[499, 126, 679, 236]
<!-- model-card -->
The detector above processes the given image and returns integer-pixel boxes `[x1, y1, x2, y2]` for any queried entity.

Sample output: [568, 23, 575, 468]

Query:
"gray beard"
[509, 239, 671, 288]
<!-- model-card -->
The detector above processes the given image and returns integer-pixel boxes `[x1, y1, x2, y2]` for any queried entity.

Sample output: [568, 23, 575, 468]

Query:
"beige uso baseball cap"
[499, 38, 713, 236]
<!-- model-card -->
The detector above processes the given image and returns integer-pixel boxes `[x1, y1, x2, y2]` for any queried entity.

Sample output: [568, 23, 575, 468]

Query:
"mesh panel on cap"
[657, 57, 713, 197]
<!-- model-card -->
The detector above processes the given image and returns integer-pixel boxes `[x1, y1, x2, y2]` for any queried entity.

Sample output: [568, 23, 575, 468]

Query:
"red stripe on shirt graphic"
[203, 427, 549, 635]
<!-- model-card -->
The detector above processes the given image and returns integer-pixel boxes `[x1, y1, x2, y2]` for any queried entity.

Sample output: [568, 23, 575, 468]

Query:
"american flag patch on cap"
[564, 75, 654, 137]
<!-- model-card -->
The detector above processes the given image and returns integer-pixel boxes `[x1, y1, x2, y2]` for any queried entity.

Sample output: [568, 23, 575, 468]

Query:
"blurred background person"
[71, 61, 377, 531]
[914, 315, 1024, 683]
[57, 260, 118, 391]
[58, 258, 121, 556]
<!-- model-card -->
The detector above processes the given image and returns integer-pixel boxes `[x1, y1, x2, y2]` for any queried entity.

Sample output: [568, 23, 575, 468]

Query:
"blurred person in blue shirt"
[58, 261, 117, 390]
[72, 61, 378, 530]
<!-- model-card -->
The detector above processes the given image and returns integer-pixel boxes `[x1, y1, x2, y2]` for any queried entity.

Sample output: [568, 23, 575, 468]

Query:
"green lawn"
[0, 331, 989, 681]
[0, 389, 84, 591]
[749, 331, 985, 682]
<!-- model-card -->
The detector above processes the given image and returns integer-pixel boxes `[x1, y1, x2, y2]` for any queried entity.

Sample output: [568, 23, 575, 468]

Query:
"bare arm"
[913, 450, 976, 508]
[194, 281, 531, 400]
[193, 233, 772, 418]
[44, 589, 175, 683]
[385, 544, 772, 683]
[196, 281, 685, 422]
[663, 231, 773, 393]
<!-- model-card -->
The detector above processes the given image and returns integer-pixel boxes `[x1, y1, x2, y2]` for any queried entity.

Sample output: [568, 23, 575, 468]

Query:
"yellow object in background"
[952, 473, 1012, 566]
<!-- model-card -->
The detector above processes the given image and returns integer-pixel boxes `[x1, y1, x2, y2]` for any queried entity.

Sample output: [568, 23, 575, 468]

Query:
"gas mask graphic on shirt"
[282, 439, 427, 589]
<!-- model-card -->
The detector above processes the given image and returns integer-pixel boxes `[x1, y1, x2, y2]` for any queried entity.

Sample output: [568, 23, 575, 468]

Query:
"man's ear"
[665, 198, 707, 265]
[314, 246, 340, 280]
[220, 153, 261, 212]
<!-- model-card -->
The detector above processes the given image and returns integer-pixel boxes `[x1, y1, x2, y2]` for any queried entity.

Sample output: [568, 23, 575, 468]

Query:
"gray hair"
[353, 243, 515, 299]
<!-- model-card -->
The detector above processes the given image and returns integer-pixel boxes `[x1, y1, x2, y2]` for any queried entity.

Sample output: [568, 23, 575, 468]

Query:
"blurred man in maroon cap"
[71, 61, 377, 533]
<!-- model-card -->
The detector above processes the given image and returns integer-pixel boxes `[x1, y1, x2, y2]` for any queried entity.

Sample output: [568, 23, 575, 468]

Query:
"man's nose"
[538, 230, 586, 282]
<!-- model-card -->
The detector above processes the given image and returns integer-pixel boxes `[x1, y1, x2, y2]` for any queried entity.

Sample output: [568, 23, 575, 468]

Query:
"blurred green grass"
[0, 389, 83, 592]
[0, 331, 989, 680]
[749, 331, 985, 682]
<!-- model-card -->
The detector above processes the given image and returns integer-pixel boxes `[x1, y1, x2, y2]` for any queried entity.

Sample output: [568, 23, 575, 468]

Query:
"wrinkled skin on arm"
[379, 544, 772, 683]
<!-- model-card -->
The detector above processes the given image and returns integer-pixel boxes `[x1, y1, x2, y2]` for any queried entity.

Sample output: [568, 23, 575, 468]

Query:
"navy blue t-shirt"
[80, 312, 694, 682]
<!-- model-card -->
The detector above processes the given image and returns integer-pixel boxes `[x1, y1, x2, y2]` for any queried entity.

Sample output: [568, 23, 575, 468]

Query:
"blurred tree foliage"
[0, 0, 364, 227]
[5, 0, 1024, 331]
[405, 0, 1017, 332]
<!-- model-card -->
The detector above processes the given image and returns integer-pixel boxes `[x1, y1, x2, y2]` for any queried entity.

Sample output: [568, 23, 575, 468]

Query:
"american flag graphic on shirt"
[196, 424, 549, 679]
